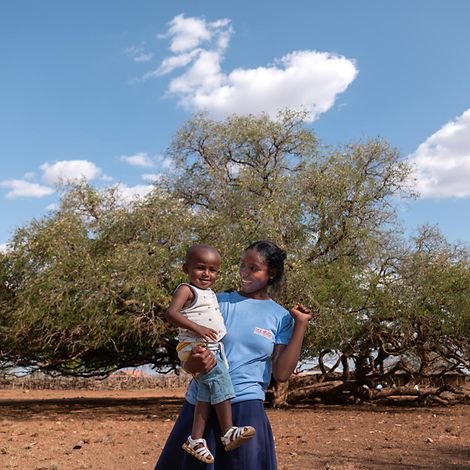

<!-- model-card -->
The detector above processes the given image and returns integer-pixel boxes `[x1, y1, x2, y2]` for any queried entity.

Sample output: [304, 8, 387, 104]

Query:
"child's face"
[183, 248, 221, 290]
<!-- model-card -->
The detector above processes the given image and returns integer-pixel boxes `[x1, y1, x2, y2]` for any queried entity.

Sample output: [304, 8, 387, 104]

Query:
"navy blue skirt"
[154, 399, 277, 470]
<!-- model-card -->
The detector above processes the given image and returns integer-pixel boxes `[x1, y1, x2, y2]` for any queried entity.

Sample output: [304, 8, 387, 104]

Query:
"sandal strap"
[187, 438, 213, 458]
[222, 426, 252, 443]
[225, 426, 241, 441]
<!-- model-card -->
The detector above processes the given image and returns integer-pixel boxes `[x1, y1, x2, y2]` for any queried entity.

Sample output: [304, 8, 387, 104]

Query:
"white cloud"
[41, 160, 101, 185]
[228, 162, 240, 177]
[46, 202, 59, 211]
[409, 108, 470, 198]
[1, 160, 101, 199]
[114, 183, 154, 203]
[151, 15, 357, 121]
[120, 152, 154, 168]
[0, 243, 10, 253]
[0, 179, 54, 199]
[100, 174, 114, 182]
[168, 50, 224, 95]
[160, 156, 174, 170]
[162, 14, 230, 53]
[120, 153, 173, 171]
[187, 50, 357, 120]
[23, 171, 35, 180]
[141, 173, 162, 182]
[154, 49, 201, 77]
[134, 52, 153, 62]
[124, 45, 153, 63]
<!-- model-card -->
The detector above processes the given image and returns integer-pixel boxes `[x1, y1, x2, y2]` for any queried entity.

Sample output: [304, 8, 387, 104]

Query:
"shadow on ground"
[0, 396, 185, 420]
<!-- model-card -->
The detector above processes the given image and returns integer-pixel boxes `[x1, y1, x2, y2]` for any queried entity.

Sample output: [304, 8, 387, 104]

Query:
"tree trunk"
[287, 380, 344, 403]
[271, 379, 290, 408]
[341, 354, 350, 380]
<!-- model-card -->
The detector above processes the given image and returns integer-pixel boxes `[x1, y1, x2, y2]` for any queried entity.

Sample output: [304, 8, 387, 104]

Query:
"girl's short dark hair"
[245, 240, 286, 288]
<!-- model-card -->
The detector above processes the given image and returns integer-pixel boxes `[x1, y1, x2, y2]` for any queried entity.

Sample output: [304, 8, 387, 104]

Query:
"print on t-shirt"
[254, 327, 274, 341]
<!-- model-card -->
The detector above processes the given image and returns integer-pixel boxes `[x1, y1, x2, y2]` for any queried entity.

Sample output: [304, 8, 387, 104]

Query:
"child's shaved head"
[185, 244, 221, 264]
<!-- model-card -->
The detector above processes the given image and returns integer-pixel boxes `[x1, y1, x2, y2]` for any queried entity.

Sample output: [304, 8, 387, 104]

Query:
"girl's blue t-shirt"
[185, 290, 294, 404]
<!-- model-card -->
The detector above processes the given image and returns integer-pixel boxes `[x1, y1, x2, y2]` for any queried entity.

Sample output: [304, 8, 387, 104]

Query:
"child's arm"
[166, 285, 219, 342]
[271, 304, 312, 382]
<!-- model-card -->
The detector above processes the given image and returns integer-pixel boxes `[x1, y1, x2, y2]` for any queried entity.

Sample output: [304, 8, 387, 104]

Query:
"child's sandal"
[182, 436, 214, 464]
[221, 425, 256, 451]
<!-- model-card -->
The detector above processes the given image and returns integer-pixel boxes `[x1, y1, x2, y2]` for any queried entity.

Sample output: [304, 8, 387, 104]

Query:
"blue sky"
[1, 1, 470, 250]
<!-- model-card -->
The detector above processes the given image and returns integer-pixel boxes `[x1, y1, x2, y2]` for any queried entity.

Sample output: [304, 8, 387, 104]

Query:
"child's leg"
[183, 400, 215, 464]
[191, 400, 211, 439]
[213, 399, 233, 435]
[215, 400, 256, 452]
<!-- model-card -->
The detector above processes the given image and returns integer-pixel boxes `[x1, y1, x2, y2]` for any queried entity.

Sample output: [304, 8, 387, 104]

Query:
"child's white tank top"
[177, 283, 226, 343]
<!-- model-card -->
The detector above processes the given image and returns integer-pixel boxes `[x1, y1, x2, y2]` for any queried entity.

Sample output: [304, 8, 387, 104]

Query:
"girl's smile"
[238, 249, 275, 300]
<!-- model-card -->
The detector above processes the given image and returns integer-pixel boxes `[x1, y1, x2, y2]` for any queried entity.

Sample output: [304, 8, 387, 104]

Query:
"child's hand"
[290, 303, 313, 325]
[194, 325, 219, 342]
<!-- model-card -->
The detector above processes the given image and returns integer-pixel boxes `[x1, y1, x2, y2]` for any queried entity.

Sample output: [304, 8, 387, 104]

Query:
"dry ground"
[0, 389, 469, 470]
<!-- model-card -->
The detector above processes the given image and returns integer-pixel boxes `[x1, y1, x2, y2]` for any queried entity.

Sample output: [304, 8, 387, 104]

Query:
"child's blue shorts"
[195, 348, 235, 405]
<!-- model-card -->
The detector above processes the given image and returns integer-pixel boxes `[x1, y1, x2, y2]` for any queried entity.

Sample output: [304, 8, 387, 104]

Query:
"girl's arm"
[166, 285, 219, 342]
[271, 304, 312, 382]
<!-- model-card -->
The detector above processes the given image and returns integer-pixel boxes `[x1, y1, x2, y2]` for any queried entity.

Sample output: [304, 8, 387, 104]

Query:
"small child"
[166, 244, 256, 464]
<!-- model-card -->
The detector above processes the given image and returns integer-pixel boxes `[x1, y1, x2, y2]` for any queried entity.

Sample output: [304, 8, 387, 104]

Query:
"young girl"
[166, 244, 255, 464]
[155, 241, 312, 470]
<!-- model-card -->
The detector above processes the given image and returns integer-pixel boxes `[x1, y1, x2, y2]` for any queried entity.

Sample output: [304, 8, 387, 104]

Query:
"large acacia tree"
[164, 111, 415, 362]
[2, 110, 468, 389]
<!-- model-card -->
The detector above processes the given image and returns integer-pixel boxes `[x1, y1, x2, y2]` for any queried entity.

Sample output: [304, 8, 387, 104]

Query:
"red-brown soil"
[0, 389, 469, 470]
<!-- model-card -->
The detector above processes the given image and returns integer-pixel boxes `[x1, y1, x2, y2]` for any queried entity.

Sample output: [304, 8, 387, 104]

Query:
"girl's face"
[239, 249, 274, 299]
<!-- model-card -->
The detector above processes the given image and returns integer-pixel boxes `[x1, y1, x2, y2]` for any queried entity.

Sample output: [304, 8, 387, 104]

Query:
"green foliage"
[1, 110, 468, 381]
[367, 226, 470, 378]
[1, 186, 197, 375]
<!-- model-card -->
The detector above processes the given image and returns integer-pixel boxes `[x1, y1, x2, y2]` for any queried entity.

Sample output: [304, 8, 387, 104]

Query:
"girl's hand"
[290, 303, 313, 325]
[194, 325, 219, 343]
[183, 345, 216, 375]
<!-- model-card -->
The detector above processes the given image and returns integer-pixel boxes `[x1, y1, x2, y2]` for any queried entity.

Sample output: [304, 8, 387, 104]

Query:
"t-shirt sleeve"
[216, 291, 230, 322]
[275, 310, 294, 345]
[216, 292, 229, 304]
